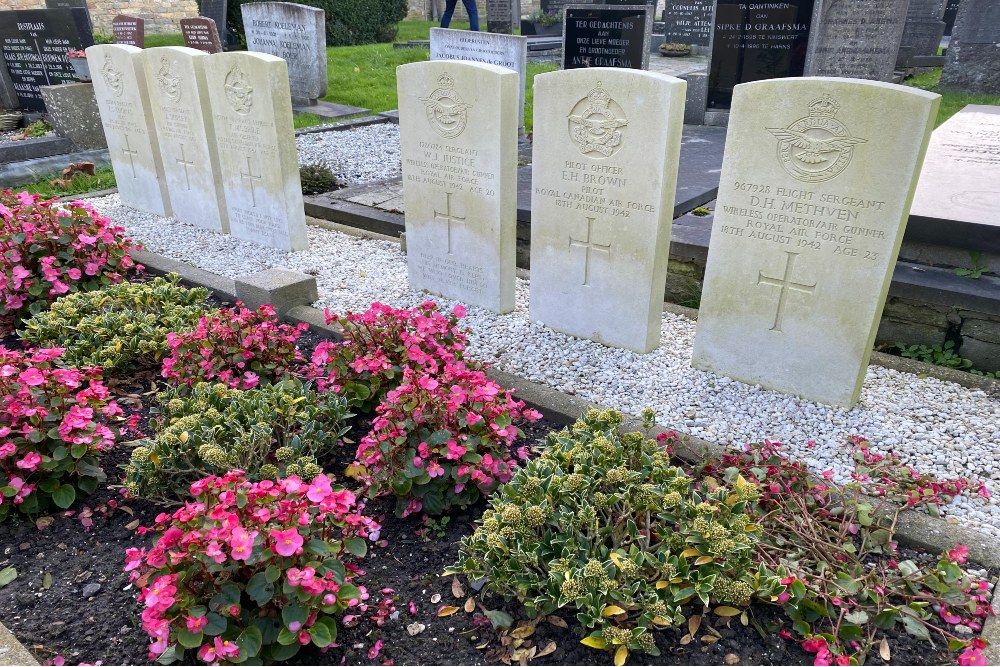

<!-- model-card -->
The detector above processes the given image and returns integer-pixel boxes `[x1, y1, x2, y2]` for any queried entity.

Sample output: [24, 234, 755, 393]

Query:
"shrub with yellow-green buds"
[123, 378, 350, 502]
[453, 408, 780, 662]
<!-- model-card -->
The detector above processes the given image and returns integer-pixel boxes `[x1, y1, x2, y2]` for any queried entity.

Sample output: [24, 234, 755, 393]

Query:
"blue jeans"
[441, 0, 479, 31]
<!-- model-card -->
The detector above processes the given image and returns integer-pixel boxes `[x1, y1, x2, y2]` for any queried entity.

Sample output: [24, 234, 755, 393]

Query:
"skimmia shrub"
[355, 362, 541, 517]
[125, 471, 379, 664]
[452, 409, 782, 663]
[123, 380, 350, 502]
[0, 346, 121, 518]
[311, 301, 468, 410]
[0, 191, 140, 334]
[161, 303, 307, 391]
[20, 274, 213, 374]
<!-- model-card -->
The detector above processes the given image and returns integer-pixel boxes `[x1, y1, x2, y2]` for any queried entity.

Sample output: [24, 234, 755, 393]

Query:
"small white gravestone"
[398, 60, 518, 313]
[241, 2, 327, 105]
[202, 52, 308, 251]
[692, 77, 939, 408]
[142, 46, 229, 234]
[529, 67, 686, 353]
[430, 28, 527, 129]
[86, 44, 170, 217]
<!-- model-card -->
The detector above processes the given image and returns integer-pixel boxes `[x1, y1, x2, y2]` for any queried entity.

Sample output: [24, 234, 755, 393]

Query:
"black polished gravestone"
[943, 0, 960, 36]
[562, 5, 653, 70]
[200, 0, 228, 46]
[707, 0, 814, 110]
[0, 8, 94, 112]
[44, 0, 93, 37]
[662, 0, 714, 47]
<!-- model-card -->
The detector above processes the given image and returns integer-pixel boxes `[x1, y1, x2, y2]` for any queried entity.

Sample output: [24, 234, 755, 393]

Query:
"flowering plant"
[0, 191, 140, 334]
[355, 361, 541, 517]
[161, 303, 307, 391]
[0, 346, 120, 519]
[126, 470, 379, 664]
[311, 301, 468, 410]
[65, 49, 86, 58]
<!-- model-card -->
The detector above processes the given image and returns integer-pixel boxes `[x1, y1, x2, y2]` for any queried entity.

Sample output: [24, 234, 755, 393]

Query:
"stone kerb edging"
[0, 619, 38, 666]
[293, 115, 391, 136]
[131, 248, 1000, 663]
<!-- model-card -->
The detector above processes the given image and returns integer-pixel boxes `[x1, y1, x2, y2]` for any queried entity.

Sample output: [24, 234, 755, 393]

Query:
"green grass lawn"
[17, 166, 117, 199]
[903, 68, 1000, 126]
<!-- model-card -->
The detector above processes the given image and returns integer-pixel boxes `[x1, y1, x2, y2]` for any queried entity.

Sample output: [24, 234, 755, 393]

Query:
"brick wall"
[407, 0, 545, 22]
[4, 1, 199, 35]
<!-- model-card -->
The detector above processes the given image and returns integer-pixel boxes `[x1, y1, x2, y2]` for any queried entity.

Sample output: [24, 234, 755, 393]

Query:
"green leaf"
[203, 612, 227, 636]
[210, 582, 241, 610]
[268, 642, 300, 661]
[281, 604, 307, 627]
[833, 572, 860, 595]
[310, 619, 333, 647]
[485, 609, 514, 629]
[844, 610, 869, 625]
[237, 626, 263, 659]
[51, 484, 76, 509]
[901, 614, 930, 641]
[264, 564, 281, 584]
[176, 628, 203, 649]
[345, 537, 367, 558]
[246, 572, 274, 606]
[156, 645, 178, 665]
[0, 567, 17, 588]
[71, 442, 87, 459]
[305, 539, 330, 557]
[313, 616, 337, 645]
[276, 627, 298, 646]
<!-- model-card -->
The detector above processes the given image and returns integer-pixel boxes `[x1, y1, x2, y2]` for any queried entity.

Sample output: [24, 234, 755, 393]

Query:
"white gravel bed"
[87, 192, 1000, 539]
[295, 123, 401, 185]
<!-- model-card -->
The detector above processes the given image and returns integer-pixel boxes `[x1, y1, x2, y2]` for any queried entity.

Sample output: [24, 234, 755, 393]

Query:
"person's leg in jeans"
[440, 0, 459, 28]
[462, 0, 479, 30]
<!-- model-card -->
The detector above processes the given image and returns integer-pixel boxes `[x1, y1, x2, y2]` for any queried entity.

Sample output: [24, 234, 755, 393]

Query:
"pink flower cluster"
[0, 191, 139, 334]
[126, 470, 379, 664]
[0, 346, 119, 519]
[356, 359, 541, 517]
[161, 303, 307, 390]
[310, 301, 468, 404]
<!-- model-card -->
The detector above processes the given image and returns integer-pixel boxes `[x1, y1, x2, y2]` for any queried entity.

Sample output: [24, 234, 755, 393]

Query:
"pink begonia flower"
[452, 304, 467, 318]
[270, 527, 304, 556]
[17, 367, 45, 386]
[417, 375, 439, 391]
[197, 644, 217, 662]
[229, 527, 258, 561]
[306, 474, 332, 502]
[77, 233, 97, 245]
[15, 452, 41, 470]
[426, 461, 445, 478]
[368, 639, 384, 659]
[185, 615, 208, 632]
[213, 637, 239, 660]
[66, 267, 82, 280]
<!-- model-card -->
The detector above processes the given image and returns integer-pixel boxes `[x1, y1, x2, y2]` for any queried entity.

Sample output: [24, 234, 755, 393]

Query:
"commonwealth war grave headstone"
[112, 15, 145, 48]
[938, 0, 1000, 94]
[563, 5, 653, 70]
[0, 8, 94, 112]
[804, 0, 909, 81]
[662, 0, 715, 47]
[909, 105, 1000, 250]
[241, 2, 326, 105]
[203, 52, 307, 251]
[180, 17, 223, 54]
[707, 0, 814, 110]
[529, 68, 686, 353]
[692, 78, 940, 407]
[430, 28, 527, 129]
[398, 61, 518, 313]
[142, 46, 229, 234]
[200, 0, 229, 47]
[87, 44, 171, 217]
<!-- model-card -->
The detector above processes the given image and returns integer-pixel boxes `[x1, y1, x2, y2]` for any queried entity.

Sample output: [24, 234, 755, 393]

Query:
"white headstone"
[241, 2, 327, 105]
[692, 77, 939, 407]
[398, 60, 518, 313]
[142, 47, 229, 234]
[86, 44, 171, 217]
[528, 67, 686, 353]
[203, 52, 308, 251]
[430, 28, 527, 129]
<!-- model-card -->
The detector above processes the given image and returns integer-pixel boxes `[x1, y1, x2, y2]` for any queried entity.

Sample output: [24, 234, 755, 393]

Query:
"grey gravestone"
[939, 0, 1000, 94]
[897, 0, 946, 67]
[181, 17, 223, 54]
[200, 0, 229, 47]
[40, 81, 107, 149]
[112, 15, 145, 48]
[562, 5, 653, 70]
[487, 0, 513, 33]
[662, 0, 714, 47]
[707, 0, 814, 110]
[0, 9, 94, 112]
[44, 0, 92, 38]
[805, 0, 909, 81]
[241, 2, 327, 105]
[943, 0, 960, 36]
[542, 0, 588, 12]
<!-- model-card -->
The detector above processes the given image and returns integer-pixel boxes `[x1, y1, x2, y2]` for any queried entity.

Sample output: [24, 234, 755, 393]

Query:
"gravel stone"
[295, 124, 401, 185]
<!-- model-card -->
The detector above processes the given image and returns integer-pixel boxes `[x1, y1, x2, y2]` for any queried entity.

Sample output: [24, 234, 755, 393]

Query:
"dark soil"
[0, 309, 990, 667]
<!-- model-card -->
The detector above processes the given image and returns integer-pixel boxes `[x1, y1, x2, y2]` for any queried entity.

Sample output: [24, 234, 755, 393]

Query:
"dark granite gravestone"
[562, 5, 653, 70]
[112, 15, 144, 48]
[804, 0, 909, 80]
[0, 8, 94, 112]
[939, 0, 1000, 94]
[487, 0, 513, 33]
[200, 0, 229, 47]
[181, 17, 223, 54]
[942, 0, 960, 36]
[662, 0, 715, 47]
[707, 0, 814, 110]
[44, 0, 93, 38]
[897, 0, 946, 67]
[542, 0, 588, 12]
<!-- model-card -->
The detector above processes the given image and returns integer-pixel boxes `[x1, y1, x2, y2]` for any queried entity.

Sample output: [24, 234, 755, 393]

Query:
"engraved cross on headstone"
[757, 251, 817, 333]
[569, 217, 611, 286]
[121, 133, 139, 179]
[240, 156, 262, 207]
[434, 191, 466, 254]
[176, 144, 195, 190]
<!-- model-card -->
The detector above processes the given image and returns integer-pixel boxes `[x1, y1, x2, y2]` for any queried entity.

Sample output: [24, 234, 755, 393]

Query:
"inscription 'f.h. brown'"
[176, 144, 195, 190]
[757, 251, 816, 333]
[240, 156, 263, 207]
[433, 191, 466, 254]
[569, 217, 611, 286]
[121, 133, 139, 179]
